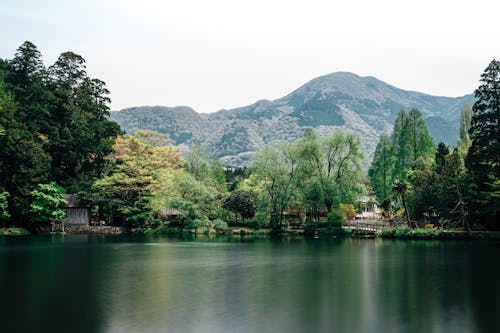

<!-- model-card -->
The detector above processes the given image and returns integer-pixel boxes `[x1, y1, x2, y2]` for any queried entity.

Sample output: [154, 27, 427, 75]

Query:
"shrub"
[29, 183, 67, 224]
[376, 226, 443, 239]
[339, 203, 357, 220]
[328, 209, 347, 229]
[302, 220, 318, 235]
[253, 209, 269, 228]
[185, 217, 209, 230]
[0, 192, 10, 225]
[212, 218, 228, 231]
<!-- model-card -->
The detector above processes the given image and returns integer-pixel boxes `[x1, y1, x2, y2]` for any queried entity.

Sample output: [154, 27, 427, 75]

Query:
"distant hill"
[110, 72, 474, 166]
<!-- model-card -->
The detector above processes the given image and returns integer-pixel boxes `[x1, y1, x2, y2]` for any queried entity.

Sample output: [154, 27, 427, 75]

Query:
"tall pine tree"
[369, 133, 394, 201]
[466, 59, 500, 227]
[391, 109, 411, 182]
[406, 108, 435, 162]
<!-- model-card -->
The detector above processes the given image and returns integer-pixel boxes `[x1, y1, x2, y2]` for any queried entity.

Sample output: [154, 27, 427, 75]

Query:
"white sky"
[1, 0, 499, 113]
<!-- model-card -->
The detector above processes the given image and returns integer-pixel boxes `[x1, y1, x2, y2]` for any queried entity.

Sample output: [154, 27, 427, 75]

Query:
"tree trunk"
[402, 195, 411, 228]
[325, 198, 333, 213]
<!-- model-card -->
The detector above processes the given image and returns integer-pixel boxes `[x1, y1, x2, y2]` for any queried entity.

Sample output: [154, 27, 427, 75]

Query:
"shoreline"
[3, 225, 500, 240]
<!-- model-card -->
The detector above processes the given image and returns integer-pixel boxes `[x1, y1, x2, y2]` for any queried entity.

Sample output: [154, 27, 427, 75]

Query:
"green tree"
[0, 192, 10, 226]
[48, 51, 120, 190]
[134, 130, 172, 147]
[369, 133, 394, 202]
[185, 143, 210, 181]
[5, 41, 54, 136]
[210, 159, 227, 190]
[466, 59, 500, 227]
[251, 145, 299, 233]
[297, 128, 364, 213]
[434, 149, 471, 231]
[29, 182, 67, 224]
[166, 172, 221, 231]
[435, 142, 450, 174]
[406, 108, 435, 162]
[322, 131, 365, 208]
[92, 135, 182, 225]
[0, 42, 120, 224]
[458, 104, 472, 151]
[407, 157, 436, 222]
[391, 109, 412, 182]
[0, 76, 51, 223]
[222, 190, 258, 221]
[393, 181, 411, 228]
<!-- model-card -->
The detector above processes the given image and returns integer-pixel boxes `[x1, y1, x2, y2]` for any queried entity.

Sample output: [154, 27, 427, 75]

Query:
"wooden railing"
[345, 220, 386, 234]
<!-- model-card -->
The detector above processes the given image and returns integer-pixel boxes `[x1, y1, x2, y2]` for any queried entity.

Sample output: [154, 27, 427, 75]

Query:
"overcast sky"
[1, 0, 499, 113]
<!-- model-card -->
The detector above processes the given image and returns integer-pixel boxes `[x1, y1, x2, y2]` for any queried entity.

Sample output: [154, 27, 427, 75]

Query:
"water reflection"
[1, 236, 499, 333]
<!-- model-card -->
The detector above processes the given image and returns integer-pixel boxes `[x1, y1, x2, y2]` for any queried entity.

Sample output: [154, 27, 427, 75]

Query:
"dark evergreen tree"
[222, 190, 258, 221]
[466, 59, 500, 227]
[391, 109, 411, 182]
[406, 108, 435, 163]
[435, 142, 450, 174]
[369, 133, 394, 202]
[5, 41, 54, 136]
[48, 51, 120, 190]
[0, 77, 51, 224]
[392, 181, 411, 228]
[0, 42, 121, 224]
[458, 104, 472, 150]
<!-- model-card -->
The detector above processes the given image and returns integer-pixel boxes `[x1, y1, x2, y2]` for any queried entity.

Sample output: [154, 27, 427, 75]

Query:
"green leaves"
[0, 41, 121, 224]
[222, 190, 258, 221]
[369, 133, 393, 202]
[92, 134, 182, 225]
[29, 182, 67, 223]
[0, 192, 10, 224]
[466, 59, 500, 226]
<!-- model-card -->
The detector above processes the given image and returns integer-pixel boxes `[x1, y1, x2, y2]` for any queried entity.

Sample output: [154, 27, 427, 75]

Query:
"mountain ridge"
[110, 72, 474, 166]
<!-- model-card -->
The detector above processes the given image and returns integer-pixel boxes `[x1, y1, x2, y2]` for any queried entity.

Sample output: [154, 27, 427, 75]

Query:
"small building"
[64, 194, 90, 225]
[159, 208, 181, 220]
[356, 196, 379, 219]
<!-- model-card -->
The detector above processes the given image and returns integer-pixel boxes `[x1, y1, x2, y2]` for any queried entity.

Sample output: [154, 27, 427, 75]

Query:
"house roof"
[65, 194, 90, 208]
[161, 208, 181, 216]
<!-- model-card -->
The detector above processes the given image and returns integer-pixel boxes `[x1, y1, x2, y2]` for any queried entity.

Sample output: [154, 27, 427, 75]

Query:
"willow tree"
[297, 129, 364, 213]
[251, 144, 299, 233]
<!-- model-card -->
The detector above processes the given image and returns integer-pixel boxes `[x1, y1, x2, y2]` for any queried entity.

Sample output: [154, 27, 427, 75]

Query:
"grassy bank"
[0, 227, 30, 235]
[375, 226, 500, 240]
[136, 221, 352, 238]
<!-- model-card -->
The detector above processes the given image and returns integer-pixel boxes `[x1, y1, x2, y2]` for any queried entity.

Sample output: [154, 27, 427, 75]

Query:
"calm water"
[1, 235, 499, 333]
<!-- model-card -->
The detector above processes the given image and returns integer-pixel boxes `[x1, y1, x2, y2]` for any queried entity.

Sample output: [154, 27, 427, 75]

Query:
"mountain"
[110, 72, 474, 166]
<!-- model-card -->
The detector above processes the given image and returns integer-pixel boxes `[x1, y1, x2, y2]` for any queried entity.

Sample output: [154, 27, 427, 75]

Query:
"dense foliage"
[0, 42, 120, 226]
[29, 182, 67, 224]
[1, 41, 497, 234]
[246, 129, 365, 233]
[466, 59, 500, 228]
[369, 59, 499, 230]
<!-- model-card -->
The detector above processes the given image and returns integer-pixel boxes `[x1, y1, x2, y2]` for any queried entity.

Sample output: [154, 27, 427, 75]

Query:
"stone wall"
[51, 224, 125, 234]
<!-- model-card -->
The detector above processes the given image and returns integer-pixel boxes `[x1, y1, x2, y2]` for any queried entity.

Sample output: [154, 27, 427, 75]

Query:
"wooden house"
[356, 196, 379, 219]
[63, 194, 90, 225]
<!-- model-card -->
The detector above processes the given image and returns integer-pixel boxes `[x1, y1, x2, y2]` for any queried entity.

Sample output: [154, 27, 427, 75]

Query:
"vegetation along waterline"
[0, 41, 499, 237]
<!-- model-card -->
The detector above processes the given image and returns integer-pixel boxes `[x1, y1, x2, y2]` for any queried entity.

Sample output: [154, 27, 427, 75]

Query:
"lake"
[0, 235, 499, 333]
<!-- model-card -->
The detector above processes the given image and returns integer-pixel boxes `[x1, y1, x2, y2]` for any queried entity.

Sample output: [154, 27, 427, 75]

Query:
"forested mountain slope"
[110, 72, 474, 166]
